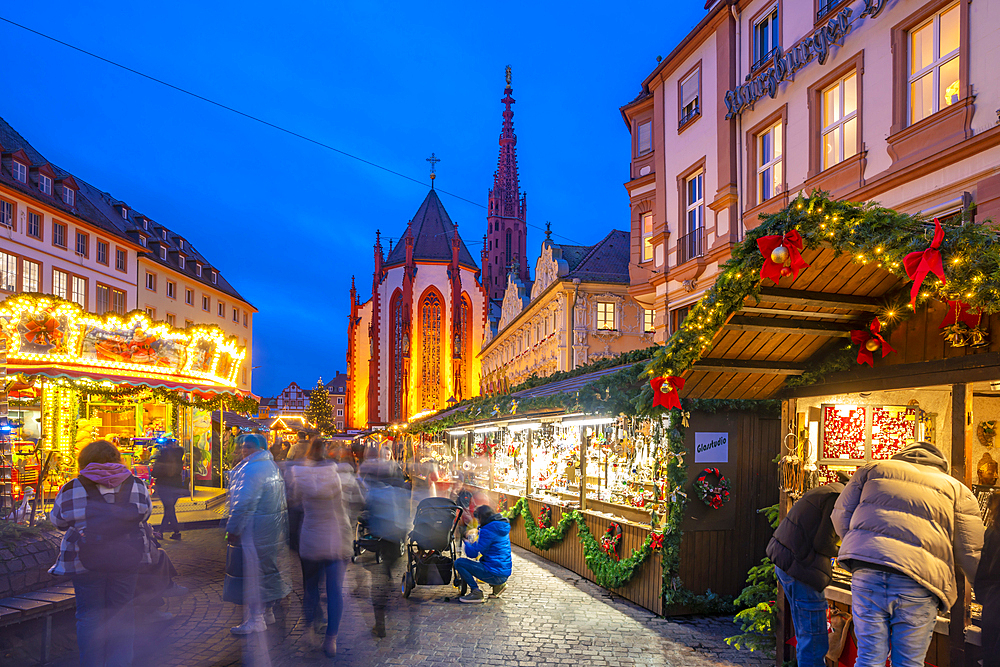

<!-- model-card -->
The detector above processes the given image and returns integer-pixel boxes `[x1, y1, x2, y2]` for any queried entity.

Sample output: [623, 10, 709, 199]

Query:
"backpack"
[77, 477, 145, 573]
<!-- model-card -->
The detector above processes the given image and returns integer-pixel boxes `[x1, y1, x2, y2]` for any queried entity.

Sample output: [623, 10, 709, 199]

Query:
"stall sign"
[695, 432, 729, 463]
[192, 409, 212, 481]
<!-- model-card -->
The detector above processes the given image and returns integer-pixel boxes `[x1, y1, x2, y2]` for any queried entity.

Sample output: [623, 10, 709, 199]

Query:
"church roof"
[384, 189, 479, 271]
[564, 230, 630, 283]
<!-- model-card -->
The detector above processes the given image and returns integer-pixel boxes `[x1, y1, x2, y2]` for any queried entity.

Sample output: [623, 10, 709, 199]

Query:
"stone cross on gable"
[426, 153, 440, 188]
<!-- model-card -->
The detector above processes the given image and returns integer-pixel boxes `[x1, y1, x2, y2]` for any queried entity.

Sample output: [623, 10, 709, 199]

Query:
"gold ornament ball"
[865, 338, 881, 352]
[770, 245, 790, 265]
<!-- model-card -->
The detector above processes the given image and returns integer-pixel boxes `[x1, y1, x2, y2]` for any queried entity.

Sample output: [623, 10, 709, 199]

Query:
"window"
[52, 222, 66, 248]
[71, 276, 86, 307]
[166, 281, 176, 299]
[96, 284, 110, 314]
[195, 263, 202, 277]
[161, 229, 168, 240]
[202, 295, 210, 311]
[39, 175, 52, 195]
[0, 200, 12, 229]
[185, 288, 194, 305]
[22, 260, 39, 292]
[641, 212, 654, 262]
[52, 269, 68, 299]
[821, 72, 858, 169]
[420, 291, 443, 411]
[75, 231, 88, 257]
[908, 3, 960, 126]
[185, 319, 193, 328]
[178, 239, 184, 251]
[232, 307, 239, 322]
[243, 312, 248, 327]
[61, 186, 74, 206]
[27, 211, 40, 239]
[680, 69, 700, 125]
[337, 397, 344, 404]
[0, 252, 16, 291]
[11, 161, 26, 183]
[111, 288, 126, 315]
[337, 409, 343, 417]
[218, 302, 225, 317]
[166, 313, 175, 326]
[145, 272, 156, 291]
[753, 5, 780, 69]
[670, 306, 691, 333]
[596, 302, 616, 330]
[115, 248, 127, 272]
[679, 170, 705, 265]
[179, 256, 186, 270]
[138, 236, 147, 248]
[211, 270, 217, 284]
[145, 307, 155, 318]
[644, 308, 655, 333]
[637, 121, 652, 155]
[757, 121, 783, 202]
[97, 241, 108, 265]
[159, 246, 167, 260]
[242, 367, 247, 384]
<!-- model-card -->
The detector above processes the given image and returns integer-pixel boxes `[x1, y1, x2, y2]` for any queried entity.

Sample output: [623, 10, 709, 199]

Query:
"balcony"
[677, 227, 704, 266]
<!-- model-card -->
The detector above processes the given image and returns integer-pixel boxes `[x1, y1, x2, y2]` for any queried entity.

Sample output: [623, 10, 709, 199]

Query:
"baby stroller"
[401, 497, 465, 598]
[352, 511, 383, 563]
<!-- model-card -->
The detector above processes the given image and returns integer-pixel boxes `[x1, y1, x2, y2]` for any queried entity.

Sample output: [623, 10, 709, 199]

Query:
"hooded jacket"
[832, 442, 983, 609]
[766, 482, 844, 591]
[464, 512, 512, 578]
[287, 461, 362, 562]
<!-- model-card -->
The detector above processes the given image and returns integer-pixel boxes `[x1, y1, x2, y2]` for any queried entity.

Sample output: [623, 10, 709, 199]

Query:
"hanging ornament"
[757, 230, 809, 283]
[938, 300, 988, 348]
[903, 218, 947, 308]
[650, 376, 684, 411]
[850, 317, 896, 366]
[649, 532, 664, 550]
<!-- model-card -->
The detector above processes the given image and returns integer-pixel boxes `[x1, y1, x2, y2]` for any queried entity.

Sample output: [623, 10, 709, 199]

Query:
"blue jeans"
[72, 572, 138, 667]
[453, 558, 507, 591]
[850, 569, 939, 667]
[775, 566, 829, 667]
[301, 558, 346, 636]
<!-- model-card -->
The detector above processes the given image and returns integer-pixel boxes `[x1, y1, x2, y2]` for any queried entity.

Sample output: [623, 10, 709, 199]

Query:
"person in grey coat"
[223, 434, 291, 635]
[832, 441, 983, 667]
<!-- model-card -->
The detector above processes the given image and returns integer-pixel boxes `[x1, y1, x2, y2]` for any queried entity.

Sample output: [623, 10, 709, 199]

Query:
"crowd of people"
[46, 433, 512, 666]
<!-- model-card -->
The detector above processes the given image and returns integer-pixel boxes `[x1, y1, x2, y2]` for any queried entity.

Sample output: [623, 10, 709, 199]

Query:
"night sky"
[0, 1, 704, 396]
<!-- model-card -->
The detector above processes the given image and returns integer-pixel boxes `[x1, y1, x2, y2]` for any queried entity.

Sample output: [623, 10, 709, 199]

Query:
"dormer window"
[39, 175, 52, 195]
[159, 246, 167, 260]
[139, 236, 147, 248]
[178, 239, 184, 251]
[179, 255, 186, 270]
[61, 186, 75, 206]
[211, 270, 217, 284]
[11, 161, 26, 183]
[195, 263, 202, 277]
[161, 229, 167, 240]
[124, 208, 130, 220]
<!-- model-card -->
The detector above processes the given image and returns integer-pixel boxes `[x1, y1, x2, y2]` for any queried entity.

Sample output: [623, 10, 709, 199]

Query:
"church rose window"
[421, 292, 442, 410]
[391, 294, 404, 421]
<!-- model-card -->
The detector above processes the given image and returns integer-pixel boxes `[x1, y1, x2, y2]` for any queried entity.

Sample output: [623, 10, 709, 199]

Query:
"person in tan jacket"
[832, 441, 983, 667]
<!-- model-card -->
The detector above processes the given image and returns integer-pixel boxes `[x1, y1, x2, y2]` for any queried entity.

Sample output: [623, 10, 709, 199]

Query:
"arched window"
[420, 291, 442, 411]
[458, 297, 470, 399]
[505, 230, 512, 270]
[389, 291, 404, 421]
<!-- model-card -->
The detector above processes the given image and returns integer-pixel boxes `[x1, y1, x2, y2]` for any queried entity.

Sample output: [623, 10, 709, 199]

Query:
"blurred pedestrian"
[288, 438, 362, 657]
[224, 434, 291, 635]
[151, 439, 185, 540]
[833, 441, 983, 667]
[49, 440, 153, 667]
[977, 491, 1000, 667]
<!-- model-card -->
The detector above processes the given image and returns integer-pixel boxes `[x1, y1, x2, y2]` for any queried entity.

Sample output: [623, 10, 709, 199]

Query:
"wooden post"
[949, 383, 973, 667]
[488, 434, 495, 492]
[525, 428, 533, 498]
[775, 398, 796, 667]
[579, 426, 588, 510]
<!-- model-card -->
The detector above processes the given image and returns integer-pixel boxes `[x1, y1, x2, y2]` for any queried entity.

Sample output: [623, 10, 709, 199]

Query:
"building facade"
[623, 0, 1000, 341]
[479, 229, 651, 392]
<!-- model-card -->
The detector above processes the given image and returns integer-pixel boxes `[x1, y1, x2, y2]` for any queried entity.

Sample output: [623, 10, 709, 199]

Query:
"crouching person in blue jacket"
[455, 505, 512, 603]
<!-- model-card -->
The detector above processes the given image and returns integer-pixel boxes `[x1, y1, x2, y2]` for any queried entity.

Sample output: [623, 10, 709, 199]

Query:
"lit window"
[753, 5, 779, 69]
[97, 241, 108, 265]
[166, 313, 175, 326]
[71, 276, 86, 307]
[166, 281, 175, 299]
[111, 288, 126, 315]
[52, 269, 68, 299]
[115, 248, 127, 272]
[670, 306, 691, 333]
[22, 260, 39, 292]
[908, 3, 960, 126]
[0, 252, 16, 291]
[96, 285, 110, 314]
[0, 200, 12, 228]
[185, 289, 194, 305]
[680, 69, 700, 124]
[52, 222, 66, 248]
[637, 121, 652, 155]
[39, 175, 52, 195]
[145, 272, 156, 291]
[644, 309, 655, 333]
[27, 211, 40, 239]
[62, 186, 75, 206]
[822, 72, 858, 169]
[596, 302, 616, 330]
[11, 161, 26, 183]
[641, 212, 654, 262]
[757, 121, 783, 202]
[75, 232, 88, 257]
[145, 307, 155, 318]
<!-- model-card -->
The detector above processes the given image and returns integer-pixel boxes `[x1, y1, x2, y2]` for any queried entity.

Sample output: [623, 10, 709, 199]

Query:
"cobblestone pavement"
[1, 528, 769, 667]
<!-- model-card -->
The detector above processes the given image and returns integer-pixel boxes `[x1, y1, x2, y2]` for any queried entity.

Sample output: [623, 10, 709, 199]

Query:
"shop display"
[871, 406, 916, 460]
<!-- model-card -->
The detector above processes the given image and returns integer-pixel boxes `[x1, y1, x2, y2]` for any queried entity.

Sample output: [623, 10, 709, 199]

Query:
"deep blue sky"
[0, 2, 704, 397]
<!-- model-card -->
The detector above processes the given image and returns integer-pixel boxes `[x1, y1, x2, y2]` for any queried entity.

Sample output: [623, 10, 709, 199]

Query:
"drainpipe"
[732, 2, 744, 241]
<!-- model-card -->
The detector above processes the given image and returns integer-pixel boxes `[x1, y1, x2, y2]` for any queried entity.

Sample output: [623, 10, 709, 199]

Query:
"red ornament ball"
[780, 266, 793, 277]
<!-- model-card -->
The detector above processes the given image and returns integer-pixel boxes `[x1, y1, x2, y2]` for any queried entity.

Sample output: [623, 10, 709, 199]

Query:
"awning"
[8, 363, 241, 398]
[212, 411, 265, 430]
[512, 364, 635, 399]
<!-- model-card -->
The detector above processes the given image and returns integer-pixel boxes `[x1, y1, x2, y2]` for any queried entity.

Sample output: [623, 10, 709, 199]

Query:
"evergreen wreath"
[600, 523, 623, 561]
[694, 468, 731, 509]
[538, 504, 553, 529]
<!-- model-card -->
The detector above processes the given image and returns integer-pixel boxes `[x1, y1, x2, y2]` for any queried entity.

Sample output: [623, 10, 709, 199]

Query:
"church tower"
[486, 66, 528, 302]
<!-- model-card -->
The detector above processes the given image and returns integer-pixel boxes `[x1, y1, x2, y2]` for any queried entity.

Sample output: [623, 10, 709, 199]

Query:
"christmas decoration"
[650, 376, 684, 411]
[939, 300, 988, 347]
[538, 504, 552, 529]
[822, 405, 866, 460]
[756, 230, 808, 283]
[497, 494, 509, 512]
[649, 532, 664, 550]
[978, 420, 997, 448]
[694, 468, 731, 509]
[871, 406, 916, 459]
[305, 380, 335, 434]
[850, 318, 896, 366]
[903, 218, 947, 309]
[600, 523, 623, 561]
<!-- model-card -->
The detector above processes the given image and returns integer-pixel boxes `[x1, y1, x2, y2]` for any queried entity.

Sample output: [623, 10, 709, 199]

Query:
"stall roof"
[511, 364, 636, 399]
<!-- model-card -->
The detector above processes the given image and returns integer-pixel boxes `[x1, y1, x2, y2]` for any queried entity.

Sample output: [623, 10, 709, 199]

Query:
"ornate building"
[347, 187, 487, 428]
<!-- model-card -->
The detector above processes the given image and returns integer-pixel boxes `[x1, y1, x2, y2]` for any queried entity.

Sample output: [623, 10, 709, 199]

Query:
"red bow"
[850, 318, 896, 366]
[903, 218, 947, 308]
[939, 300, 981, 329]
[650, 533, 664, 550]
[650, 376, 684, 410]
[757, 230, 809, 283]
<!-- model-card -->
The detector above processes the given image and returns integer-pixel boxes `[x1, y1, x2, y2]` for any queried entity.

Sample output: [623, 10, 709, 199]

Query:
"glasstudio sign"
[724, 0, 887, 119]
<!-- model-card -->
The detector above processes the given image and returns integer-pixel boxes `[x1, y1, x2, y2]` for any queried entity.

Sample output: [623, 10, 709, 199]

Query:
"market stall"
[0, 294, 253, 516]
